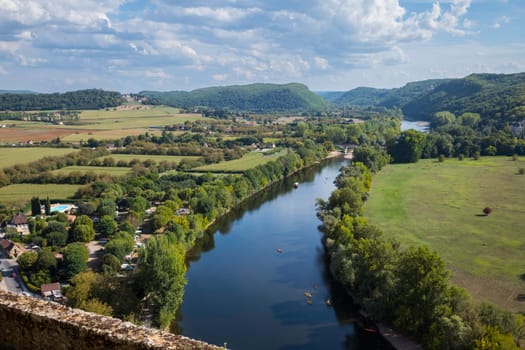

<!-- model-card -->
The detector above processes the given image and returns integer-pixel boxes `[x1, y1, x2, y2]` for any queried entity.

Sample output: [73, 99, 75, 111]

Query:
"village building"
[40, 282, 64, 303]
[0, 239, 26, 258]
[7, 213, 29, 236]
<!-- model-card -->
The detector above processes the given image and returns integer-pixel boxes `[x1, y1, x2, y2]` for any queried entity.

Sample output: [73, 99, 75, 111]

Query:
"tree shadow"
[475, 214, 487, 217]
[519, 273, 525, 281]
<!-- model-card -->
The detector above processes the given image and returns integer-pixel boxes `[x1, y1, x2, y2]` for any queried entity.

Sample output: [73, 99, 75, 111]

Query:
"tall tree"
[30, 197, 41, 216]
[44, 197, 51, 215]
[137, 232, 187, 330]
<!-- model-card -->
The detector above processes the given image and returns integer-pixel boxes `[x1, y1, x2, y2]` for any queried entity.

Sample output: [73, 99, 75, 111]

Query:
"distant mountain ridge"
[140, 83, 329, 113]
[333, 73, 525, 121]
[334, 79, 450, 109]
[401, 73, 525, 121]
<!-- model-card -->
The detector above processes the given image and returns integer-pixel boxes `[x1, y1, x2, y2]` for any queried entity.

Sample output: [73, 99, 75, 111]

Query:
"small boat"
[276, 248, 283, 253]
[364, 327, 377, 333]
[293, 182, 299, 188]
[304, 291, 312, 298]
[325, 298, 332, 306]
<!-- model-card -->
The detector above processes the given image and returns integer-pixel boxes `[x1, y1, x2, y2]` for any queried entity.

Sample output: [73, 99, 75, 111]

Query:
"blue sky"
[0, 0, 523, 92]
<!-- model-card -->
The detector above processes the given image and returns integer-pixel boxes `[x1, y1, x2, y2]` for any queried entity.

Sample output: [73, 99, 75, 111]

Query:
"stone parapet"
[0, 290, 221, 350]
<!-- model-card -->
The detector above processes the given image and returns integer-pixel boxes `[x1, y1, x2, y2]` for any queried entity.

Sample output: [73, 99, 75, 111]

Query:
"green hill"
[140, 83, 329, 113]
[314, 91, 346, 102]
[402, 73, 525, 121]
[334, 73, 525, 122]
[334, 79, 448, 109]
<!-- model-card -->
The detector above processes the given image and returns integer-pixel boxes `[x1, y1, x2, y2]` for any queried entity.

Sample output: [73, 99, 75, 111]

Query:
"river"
[401, 120, 429, 132]
[176, 159, 392, 350]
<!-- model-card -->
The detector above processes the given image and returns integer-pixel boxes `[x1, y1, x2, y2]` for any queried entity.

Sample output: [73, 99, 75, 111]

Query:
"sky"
[0, 0, 524, 93]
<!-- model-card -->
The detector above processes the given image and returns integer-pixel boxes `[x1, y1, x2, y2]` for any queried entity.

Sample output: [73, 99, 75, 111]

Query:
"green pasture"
[0, 184, 80, 205]
[97, 154, 200, 163]
[52, 166, 131, 176]
[0, 147, 78, 168]
[364, 156, 525, 311]
[74, 106, 211, 130]
[192, 150, 286, 173]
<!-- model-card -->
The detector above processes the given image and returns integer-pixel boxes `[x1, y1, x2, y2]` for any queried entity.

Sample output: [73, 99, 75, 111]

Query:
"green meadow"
[74, 106, 211, 130]
[192, 150, 286, 172]
[97, 154, 200, 163]
[364, 156, 525, 311]
[52, 165, 131, 176]
[0, 147, 78, 168]
[0, 184, 80, 204]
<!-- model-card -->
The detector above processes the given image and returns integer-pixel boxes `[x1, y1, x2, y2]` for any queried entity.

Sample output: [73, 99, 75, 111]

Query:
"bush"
[458, 154, 464, 161]
[438, 154, 445, 162]
[473, 152, 480, 160]
[21, 272, 40, 293]
[483, 207, 492, 216]
[519, 168, 525, 175]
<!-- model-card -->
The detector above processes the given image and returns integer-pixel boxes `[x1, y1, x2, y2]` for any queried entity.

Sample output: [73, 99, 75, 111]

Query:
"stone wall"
[0, 290, 220, 350]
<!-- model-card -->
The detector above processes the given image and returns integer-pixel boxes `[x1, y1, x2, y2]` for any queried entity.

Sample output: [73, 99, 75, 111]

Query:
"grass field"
[52, 166, 131, 176]
[0, 184, 80, 204]
[0, 106, 212, 143]
[192, 150, 286, 172]
[0, 147, 78, 168]
[97, 154, 201, 163]
[73, 107, 209, 130]
[364, 156, 525, 311]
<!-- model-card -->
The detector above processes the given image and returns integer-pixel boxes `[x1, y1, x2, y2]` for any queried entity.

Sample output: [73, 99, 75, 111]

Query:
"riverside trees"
[317, 159, 523, 349]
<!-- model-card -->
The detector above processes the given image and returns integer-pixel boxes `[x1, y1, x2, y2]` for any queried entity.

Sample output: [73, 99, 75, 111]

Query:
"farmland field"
[192, 150, 286, 172]
[0, 105, 212, 143]
[0, 147, 78, 168]
[52, 166, 131, 176]
[364, 156, 525, 312]
[0, 184, 80, 204]
[97, 154, 201, 163]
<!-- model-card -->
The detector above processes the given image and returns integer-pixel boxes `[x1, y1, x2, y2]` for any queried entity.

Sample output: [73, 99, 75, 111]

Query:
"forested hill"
[140, 83, 329, 113]
[333, 73, 525, 121]
[334, 79, 449, 108]
[402, 73, 525, 121]
[0, 89, 124, 110]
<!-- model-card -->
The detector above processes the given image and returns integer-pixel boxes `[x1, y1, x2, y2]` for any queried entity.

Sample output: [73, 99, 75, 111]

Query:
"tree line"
[0, 89, 123, 111]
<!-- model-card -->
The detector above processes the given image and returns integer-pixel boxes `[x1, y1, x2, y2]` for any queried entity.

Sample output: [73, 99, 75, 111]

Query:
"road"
[1, 258, 24, 293]
[0, 251, 35, 297]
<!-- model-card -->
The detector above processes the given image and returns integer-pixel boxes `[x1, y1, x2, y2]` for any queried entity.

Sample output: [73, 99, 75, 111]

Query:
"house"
[40, 282, 64, 302]
[0, 239, 26, 258]
[8, 213, 29, 236]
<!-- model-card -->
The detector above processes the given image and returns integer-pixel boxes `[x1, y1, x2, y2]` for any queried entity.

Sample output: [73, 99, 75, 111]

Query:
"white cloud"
[491, 16, 510, 29]
[213, 74, 228, 81]
[144, 69, 168, 79]
[314, 57, 329, 70]
[0, 65, 7, 75]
